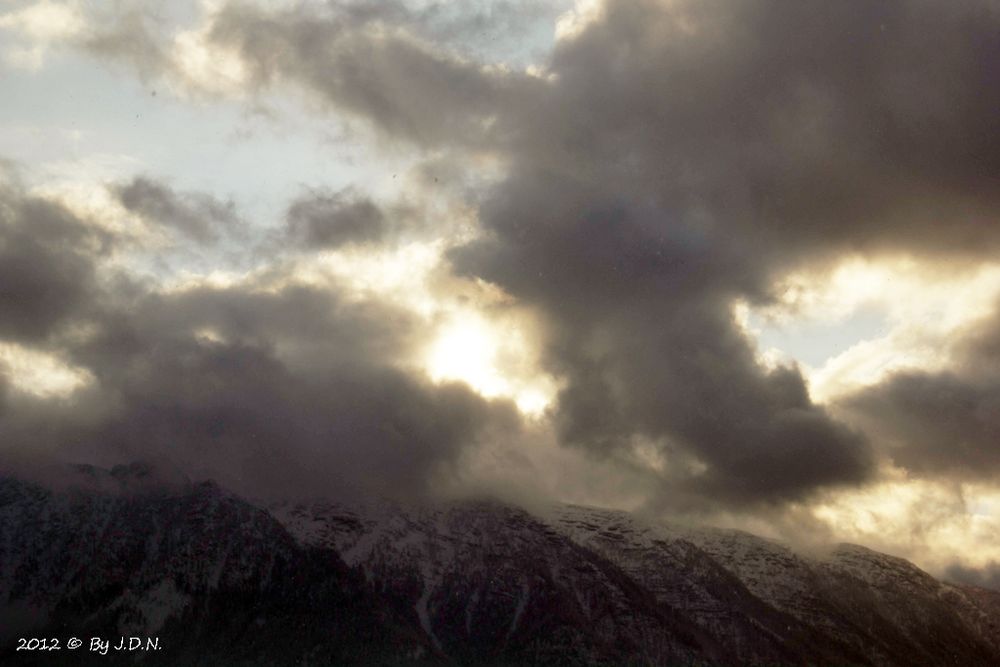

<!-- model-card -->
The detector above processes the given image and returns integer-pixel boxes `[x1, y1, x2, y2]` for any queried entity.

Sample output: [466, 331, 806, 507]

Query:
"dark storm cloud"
[450, 0, 999, 506]
[513, 0, 1000, 262]
[0, 179, 108, 344]
[114, 177, 238, 243]
[454, 184, 874, 505]
[841, 308, 1000, 480]
[842, 371, 1000, 479]
[196, 0, 1000, 258]
[285, 187, 386, 249]
[168, 0, 1000, 506]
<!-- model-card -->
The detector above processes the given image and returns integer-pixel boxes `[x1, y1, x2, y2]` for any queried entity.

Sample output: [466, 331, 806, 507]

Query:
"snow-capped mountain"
[2, 466, 998, 665]
[549, 504, 1000, 665]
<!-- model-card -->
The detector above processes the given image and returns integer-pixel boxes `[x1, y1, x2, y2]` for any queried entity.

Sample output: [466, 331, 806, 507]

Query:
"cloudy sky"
[1, 0, 999, 588]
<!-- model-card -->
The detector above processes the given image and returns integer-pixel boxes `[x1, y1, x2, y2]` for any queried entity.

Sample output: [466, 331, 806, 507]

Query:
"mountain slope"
[550, 503, 1000, 666]
[2, 467, 998, 666]
[273, 498, 1000, 666]
[269, 498, 726, 665]
[0, 467, 426, 666]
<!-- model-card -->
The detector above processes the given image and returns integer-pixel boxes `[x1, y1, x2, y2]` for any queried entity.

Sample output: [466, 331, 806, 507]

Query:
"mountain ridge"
[1, 466, 998, 665]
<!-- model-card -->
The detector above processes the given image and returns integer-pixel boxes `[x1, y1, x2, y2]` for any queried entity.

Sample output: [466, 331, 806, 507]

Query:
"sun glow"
[0, 343, 92, 398]
[427, 317, 504, 393]
[296, 241, 558, 416]
[425, 313, 555, 417]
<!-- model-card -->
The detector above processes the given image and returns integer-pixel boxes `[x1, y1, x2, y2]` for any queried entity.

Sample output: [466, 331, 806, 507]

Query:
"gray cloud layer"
[454, 0, 998, 506]
[0, 176, 516, 500]
[0, 179, 109, 343]
[65, 283, 512, 498]
[11, 0, 1000, 508]
[946, 561, 1000, 591]
[842, 306, 1000, 480]
[285, 187, 387, 249]
[203, 3, 536, 147]
[115, 176, 238, 243]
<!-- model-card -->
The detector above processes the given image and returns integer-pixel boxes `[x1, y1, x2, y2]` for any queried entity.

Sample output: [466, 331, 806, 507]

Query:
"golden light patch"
[31, 177, 147, 242]
[738, 258, 1000, 402]
[424, 311, 556, 417]
[170, 24, 251, 98]
[0, 1, 87, 70]
[162, 269, 251, 293]
[309, 241, 444, 314]
[555, 0, 604, 41]
[0, 343, 92, 398]
[193, 327, 225, 344]
[426, 316, 505, 394]
[811, 476, 1000, 574]
[300, 242, 557, 416]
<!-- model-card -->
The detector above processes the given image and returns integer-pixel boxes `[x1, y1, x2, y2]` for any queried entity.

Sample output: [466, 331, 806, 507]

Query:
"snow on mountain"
[2, 465, 999, 665]
[547, 503, 1000, 665]
[266, 495, 1000, 665]
[269, 497, 719, 664]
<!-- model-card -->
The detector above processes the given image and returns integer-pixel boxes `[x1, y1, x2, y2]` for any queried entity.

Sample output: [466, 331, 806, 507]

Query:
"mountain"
[1, 466, 998, 666]
[0, 466, 427, 666]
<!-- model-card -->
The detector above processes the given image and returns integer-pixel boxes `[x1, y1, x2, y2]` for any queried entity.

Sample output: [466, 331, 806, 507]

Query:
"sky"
[0, 0, 999, 589]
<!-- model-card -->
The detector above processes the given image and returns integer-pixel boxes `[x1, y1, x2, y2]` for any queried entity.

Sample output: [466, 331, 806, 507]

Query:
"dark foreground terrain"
[2, 465, 998, 666]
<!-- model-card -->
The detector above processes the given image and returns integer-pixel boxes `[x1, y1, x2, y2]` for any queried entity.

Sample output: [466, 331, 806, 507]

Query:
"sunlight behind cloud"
[307, 241, 444, 314]
[0, 342, 92, 397]
[555, 0, 603, 41]
[427, 316, 505, 394]
[171, 24, 250, 97]
[740, 258, 1000, 402]
[812, 476, 1000, 576]
[0, 0, 86, 70]
[425, 311, 556, 416]
[298, 241, 557, 416]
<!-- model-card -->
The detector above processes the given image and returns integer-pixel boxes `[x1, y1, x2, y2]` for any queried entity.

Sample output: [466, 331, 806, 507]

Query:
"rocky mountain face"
[0, 466, 426, 666]
[1, 466, 998, 666]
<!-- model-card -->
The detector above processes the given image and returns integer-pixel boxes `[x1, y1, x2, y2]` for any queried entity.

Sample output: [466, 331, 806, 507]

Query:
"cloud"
[0, 147, 521, 501]
[844, 371, 1000, 479]
[841, 303, 1000, 480]
[0, 224, 519, 499]
[0, 0, 87, 70]
[114, 176, 238, 244]
[443, 0, 999, 507]
[334, 0, 574, 64]
[447, 119, 866, 507]
[946, 561, 1000, 591]
[78, 1, 538, 142]
[0, 175, 110, 343]
[83, 8, 170, 81]
[8, 0, 1000, 516]
[86, 0, 993, 508]
[284, 187, 386, 249]
[209, 4, 532, 146]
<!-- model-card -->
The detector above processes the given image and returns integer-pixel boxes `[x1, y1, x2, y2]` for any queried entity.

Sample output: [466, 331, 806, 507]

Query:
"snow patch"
[135, 578, 190, 634]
